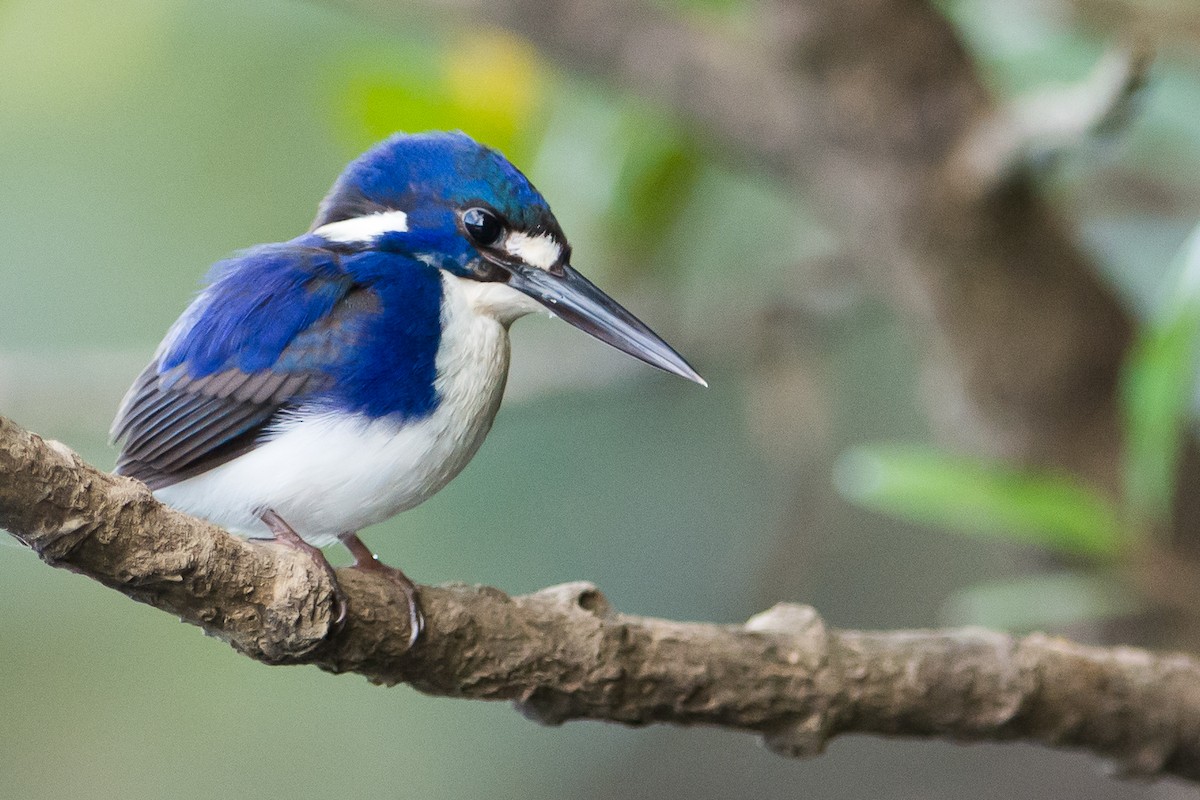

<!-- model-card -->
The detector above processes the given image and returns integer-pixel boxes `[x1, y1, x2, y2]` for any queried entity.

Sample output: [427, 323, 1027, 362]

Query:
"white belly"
[155, 273, 523, 547]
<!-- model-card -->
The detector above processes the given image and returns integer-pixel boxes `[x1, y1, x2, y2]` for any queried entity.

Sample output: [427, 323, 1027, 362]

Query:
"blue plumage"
[160, 242, 446, 421]
[113, 130, 703, 643]
[162, 244, 351, 377]
[328, 251, 443, 418]
[316, 131, 554, 237]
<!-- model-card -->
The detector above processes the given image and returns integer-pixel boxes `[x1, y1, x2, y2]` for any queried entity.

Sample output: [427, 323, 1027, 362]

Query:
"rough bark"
[2, 414, 1198, 782]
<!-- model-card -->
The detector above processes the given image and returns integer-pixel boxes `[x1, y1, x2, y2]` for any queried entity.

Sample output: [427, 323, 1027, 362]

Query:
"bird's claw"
[261, 514, 423, 648]
[261, 509, 349, 638]
[329, 579, 350, 633]
[340, 532, 424, 650]
[359, 563, 424, 649]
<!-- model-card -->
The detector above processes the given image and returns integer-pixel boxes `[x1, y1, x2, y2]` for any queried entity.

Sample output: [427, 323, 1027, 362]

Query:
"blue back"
[159, 243, 445, 420]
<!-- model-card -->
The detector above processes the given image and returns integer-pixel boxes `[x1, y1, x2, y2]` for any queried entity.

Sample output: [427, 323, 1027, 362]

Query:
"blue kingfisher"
[112, 131, 704, 645]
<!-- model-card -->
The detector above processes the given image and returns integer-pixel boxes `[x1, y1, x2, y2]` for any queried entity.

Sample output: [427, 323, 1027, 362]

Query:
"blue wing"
[112, 243, 378, 489]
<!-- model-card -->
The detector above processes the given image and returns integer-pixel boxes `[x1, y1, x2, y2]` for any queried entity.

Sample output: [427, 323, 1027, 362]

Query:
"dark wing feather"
[112, 365, 328, 489]
[113, 285, 379, 490]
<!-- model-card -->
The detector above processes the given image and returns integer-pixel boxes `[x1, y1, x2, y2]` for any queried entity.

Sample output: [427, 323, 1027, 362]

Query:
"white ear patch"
[505, 231, 562, 271]
[314, 210, 409, 243]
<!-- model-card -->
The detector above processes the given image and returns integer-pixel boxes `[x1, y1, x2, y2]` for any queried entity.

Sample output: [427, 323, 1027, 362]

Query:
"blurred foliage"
[940, 572, 1141, 631]
[1122, 223, 1200, 528]
[836, 445, 1124, 558]
[834, 0, 1200, 637]
[841, 222, 1200, 629]
[604, 105, 703, 266]
[338, 29, 547, 162]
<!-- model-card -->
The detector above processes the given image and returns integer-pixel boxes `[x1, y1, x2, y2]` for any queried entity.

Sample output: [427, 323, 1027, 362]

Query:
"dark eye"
[462, 207, 503, 247]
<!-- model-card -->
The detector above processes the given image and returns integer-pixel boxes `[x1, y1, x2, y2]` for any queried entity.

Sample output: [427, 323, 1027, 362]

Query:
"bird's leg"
[339, 532, 425, 648]
[260, 509, 348, 629]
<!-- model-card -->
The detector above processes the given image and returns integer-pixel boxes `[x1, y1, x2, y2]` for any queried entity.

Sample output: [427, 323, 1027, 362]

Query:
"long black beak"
[504, 263, 706, 386]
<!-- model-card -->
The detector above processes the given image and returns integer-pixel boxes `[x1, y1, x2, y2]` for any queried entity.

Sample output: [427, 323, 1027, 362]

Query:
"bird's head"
[310, 131, 705, 386]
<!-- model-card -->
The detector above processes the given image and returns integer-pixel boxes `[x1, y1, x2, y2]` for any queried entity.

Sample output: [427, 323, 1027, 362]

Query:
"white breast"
[154, 273, 533, 547]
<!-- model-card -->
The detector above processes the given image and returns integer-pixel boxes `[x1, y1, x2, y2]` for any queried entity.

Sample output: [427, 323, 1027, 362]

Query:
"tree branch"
[2, 414, 1198, 781]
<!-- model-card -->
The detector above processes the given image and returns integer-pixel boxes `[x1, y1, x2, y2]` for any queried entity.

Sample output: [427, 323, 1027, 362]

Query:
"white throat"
[447, 274, 546, 326]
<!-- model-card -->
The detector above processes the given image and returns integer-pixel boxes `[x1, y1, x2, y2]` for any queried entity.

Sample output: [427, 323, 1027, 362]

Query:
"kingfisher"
[111, 131, 704, 646]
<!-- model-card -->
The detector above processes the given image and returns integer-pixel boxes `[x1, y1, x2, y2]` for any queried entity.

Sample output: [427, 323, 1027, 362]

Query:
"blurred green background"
[2, 0, 1199, 798]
